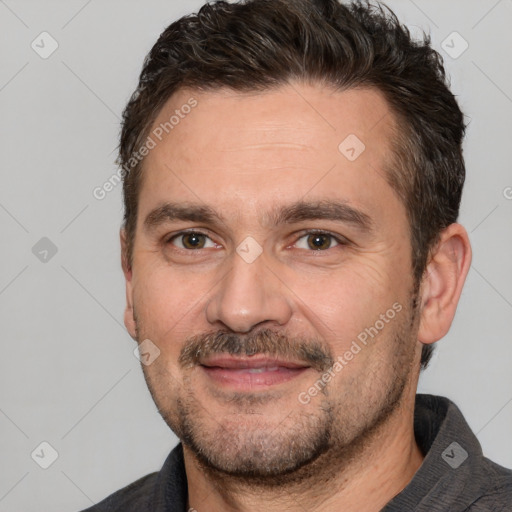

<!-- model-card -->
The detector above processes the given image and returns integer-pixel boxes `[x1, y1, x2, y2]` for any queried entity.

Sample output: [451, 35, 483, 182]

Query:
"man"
[83, 0, 512, 510]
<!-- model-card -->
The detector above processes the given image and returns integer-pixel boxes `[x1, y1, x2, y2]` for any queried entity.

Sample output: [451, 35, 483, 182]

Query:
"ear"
[417, 223, 472, 344]
[120, 228, 137, 341]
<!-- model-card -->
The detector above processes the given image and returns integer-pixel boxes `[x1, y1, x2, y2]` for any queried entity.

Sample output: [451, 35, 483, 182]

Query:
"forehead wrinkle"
[219, 142, 313, 152]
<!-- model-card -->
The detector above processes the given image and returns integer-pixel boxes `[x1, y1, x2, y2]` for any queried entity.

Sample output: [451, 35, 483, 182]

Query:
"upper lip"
[199, 355, 310, 370]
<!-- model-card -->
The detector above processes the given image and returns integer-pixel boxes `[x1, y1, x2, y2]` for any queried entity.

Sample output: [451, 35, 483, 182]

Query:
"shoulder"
[77, 443, 187, 512]
[79, 471, 159, 512]
[468, 458, 512, 511]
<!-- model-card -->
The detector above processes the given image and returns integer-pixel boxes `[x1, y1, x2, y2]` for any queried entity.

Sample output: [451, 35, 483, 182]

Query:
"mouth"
[199, 355, 311, 389]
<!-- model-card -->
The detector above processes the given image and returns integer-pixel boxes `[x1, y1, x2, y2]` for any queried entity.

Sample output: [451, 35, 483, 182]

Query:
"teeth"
[247, 366, 279, 373]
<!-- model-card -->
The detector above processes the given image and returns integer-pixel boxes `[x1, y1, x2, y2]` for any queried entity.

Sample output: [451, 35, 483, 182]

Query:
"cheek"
[132, 266, 206, 341]
[288, 260, 406, 351]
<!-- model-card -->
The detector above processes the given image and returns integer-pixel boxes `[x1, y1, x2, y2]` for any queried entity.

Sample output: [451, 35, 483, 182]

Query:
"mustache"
[178, 328, 334, 372]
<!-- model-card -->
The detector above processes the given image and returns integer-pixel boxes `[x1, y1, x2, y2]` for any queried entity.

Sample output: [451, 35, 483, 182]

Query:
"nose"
[205, 247, 293, 333]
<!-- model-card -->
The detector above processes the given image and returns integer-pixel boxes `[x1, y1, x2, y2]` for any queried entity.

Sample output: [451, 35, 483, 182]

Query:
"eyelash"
[165, 229, 349, 251]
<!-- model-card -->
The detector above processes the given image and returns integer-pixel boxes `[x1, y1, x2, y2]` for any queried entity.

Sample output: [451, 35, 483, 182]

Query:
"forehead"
[149, 83, 394, 155]
[137, 83, 402, 228]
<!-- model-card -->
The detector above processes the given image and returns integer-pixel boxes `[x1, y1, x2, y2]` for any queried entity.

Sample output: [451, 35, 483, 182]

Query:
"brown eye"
[307, 234, 333, 250]
[295, 232, 341, 251]
[170, 232, 215, 250]
[183, 233, 205, 249]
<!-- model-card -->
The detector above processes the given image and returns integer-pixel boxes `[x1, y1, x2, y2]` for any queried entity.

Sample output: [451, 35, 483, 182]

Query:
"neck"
[184, 393, 424, 512]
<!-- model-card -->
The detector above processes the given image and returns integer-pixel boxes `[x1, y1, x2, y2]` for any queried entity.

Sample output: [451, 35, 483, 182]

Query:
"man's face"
[123, 83, 422, 480]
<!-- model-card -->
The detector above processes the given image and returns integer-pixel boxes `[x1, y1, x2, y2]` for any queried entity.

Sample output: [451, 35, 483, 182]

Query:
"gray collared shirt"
[81, 394, 512, 511]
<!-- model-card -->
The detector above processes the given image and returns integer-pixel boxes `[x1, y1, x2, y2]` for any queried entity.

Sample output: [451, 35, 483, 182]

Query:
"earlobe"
[417, 223, 472, 344]
[120, 229, 137, 340]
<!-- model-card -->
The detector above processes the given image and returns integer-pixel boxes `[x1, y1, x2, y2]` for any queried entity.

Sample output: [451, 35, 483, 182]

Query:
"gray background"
[0, 0, 511, 510]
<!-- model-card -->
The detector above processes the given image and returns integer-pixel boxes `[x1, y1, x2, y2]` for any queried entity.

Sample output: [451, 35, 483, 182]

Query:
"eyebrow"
[143, 203, 225, 233]
[143, 199, 374, 234]
[265, 200, 374, 233]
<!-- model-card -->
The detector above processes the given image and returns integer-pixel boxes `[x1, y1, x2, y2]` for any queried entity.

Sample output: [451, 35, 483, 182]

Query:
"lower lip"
[200, 365, 309, 389]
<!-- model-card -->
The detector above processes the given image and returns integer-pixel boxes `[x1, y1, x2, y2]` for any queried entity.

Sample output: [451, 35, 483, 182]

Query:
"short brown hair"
[118, 0, 467, 369]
